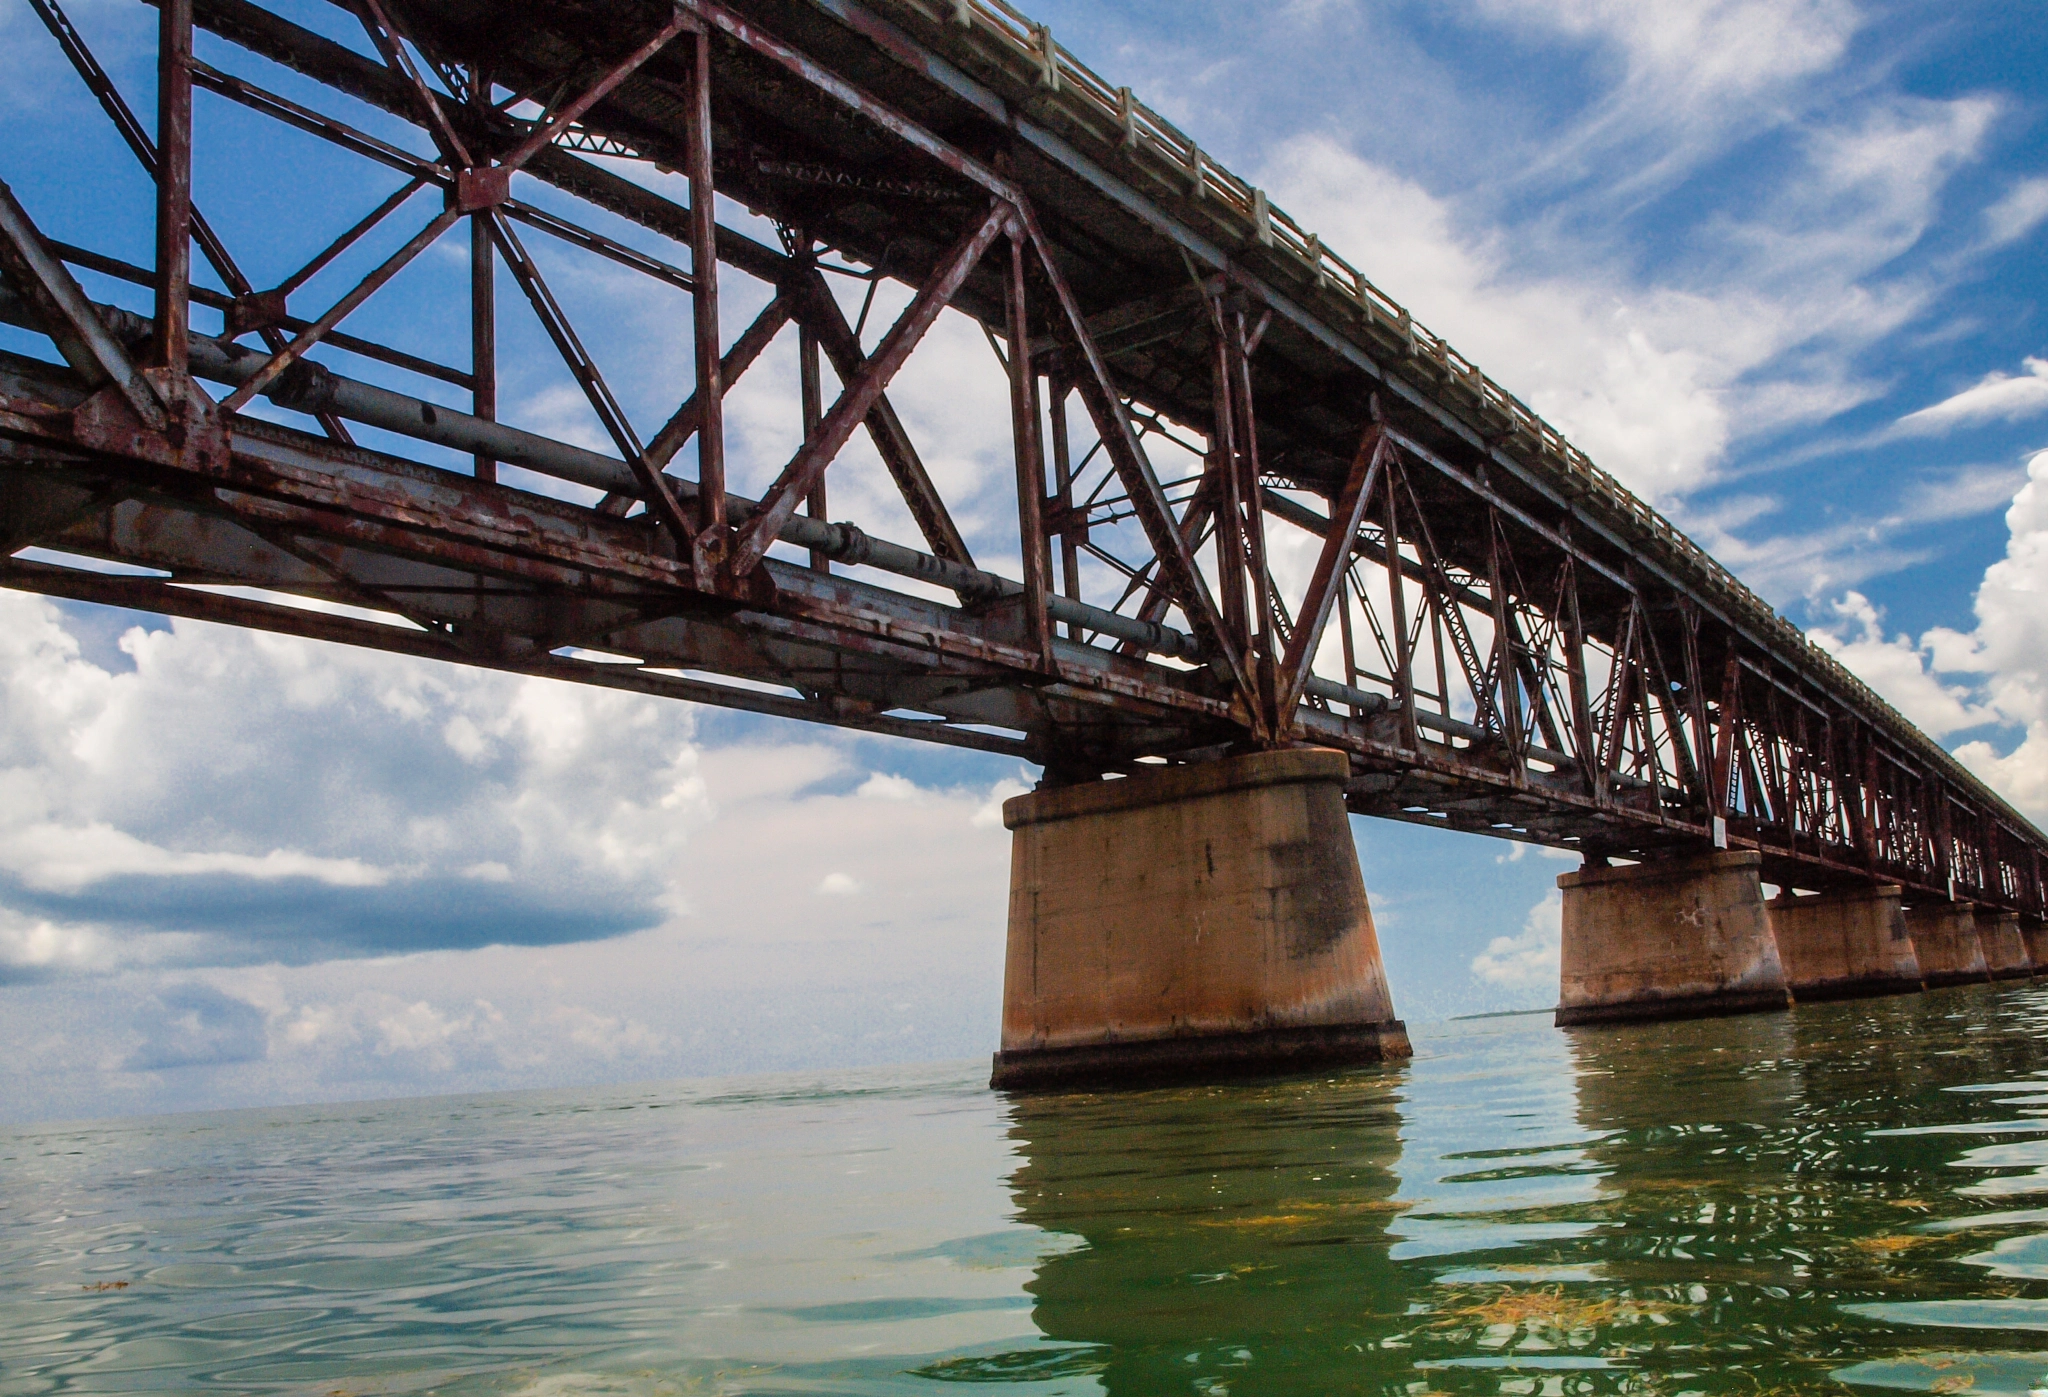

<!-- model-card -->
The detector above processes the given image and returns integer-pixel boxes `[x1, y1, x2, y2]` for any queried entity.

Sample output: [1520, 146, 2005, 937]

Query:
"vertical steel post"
[1678, 604, 1713, 813]
[1337, 570, 1358, 691]
[152, 0, 193, 375]
[1384, 475, 1417, 749]
[1047, 369, 1081, 638]
[1426, 597, 1447, 715]
[800, 318, 827, 572]
[1208, 316, 1249, 660]
[1786, 703, 1807, 857]
[1225, 300, 1274, 731]
[1711, 651, 1741, 819]
[1561, 562, 1597, 799]
[470, 210, 496, 482]
[1004, 230, 1051, 667]
[1486, 516, 1523, 765]
[684, 26, 725, 546]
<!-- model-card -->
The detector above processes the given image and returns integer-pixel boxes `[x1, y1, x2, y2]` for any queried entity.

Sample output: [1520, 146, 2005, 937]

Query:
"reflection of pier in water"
[993, 992, 2048, 1391]
[1004, 1073, 1411, 1392]
[1555, 992, 2048, 1389]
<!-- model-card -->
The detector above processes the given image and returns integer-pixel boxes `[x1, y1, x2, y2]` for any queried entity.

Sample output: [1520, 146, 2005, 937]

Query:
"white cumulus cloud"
[1807, 592, 1996, 739]
[1471, 891, 1563, 992]
[1813, 452, 2048, 823]
[0, 590, 711, 975]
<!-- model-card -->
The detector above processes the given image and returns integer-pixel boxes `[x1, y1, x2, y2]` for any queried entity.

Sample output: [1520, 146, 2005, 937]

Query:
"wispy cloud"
[1670, 459, 2025, 602]
[1262, 79, 2001, 505]
[1984, 175, 2048, 248]
[1462, 0, 1861, 206]
[1470, 0, 1857, 102]
[1895, 357, 2048, 435]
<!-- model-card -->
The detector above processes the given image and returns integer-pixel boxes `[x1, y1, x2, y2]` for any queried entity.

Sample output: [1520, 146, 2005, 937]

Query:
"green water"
[7, 983, 2048, 1395]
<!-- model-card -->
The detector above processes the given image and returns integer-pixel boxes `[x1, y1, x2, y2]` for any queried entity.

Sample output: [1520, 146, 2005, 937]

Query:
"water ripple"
[6, 982, 2048, 1393]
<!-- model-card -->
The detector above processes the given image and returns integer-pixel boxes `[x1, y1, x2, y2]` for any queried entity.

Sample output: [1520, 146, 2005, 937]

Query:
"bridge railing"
[929, 0, 1687, 517]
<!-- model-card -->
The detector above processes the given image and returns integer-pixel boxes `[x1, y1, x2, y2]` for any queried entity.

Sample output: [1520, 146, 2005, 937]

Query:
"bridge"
[3, 0, 2044, 1086]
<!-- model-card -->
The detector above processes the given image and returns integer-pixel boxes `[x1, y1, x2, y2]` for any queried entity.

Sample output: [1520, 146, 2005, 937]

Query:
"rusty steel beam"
[793, 267, 974, 567]
[151, 0, 193, 377]
[1003, 230, 1052, 671]
[217, 208, 460, 412]
[732, 201, 1008, 576]
[1276, 424, 1386, 723]
[0, 0, 2037, 916]
[682, 24, 726, 559]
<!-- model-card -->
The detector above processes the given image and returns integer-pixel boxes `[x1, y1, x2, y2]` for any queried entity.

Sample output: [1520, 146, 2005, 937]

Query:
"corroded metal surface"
[0, 0, 2042, 919]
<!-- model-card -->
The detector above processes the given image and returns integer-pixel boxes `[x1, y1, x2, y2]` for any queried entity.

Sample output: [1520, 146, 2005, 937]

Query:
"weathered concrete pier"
[1551, 853, 2041, 1028]
[2025, 917, 2048, 971]
[1906, 902, 1995, 989]
[1554, 852, 1789, 1025]
[1976, 909, 2033, 980]
[1767, 884, 1923, 1001]
[991, 749, 1408, 1089]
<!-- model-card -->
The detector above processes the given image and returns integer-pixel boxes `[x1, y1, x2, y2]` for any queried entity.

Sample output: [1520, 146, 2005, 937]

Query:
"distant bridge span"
[2, 0, 2043, 1076]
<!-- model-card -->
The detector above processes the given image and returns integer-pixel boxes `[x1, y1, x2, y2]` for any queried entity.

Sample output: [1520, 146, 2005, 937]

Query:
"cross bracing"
[0, 0, 2041, 916]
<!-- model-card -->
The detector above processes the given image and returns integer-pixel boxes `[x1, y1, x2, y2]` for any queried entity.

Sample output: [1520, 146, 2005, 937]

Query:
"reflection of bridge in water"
[999, 997, 2048, 1392]
[3, 0, 2045, 1085]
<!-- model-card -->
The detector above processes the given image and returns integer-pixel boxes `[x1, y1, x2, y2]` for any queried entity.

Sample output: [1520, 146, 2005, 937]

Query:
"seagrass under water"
[7, 984, 2048, 1394]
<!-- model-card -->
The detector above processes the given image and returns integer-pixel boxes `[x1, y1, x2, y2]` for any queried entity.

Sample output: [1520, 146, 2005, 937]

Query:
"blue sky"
[0, 0, 2044, 1122]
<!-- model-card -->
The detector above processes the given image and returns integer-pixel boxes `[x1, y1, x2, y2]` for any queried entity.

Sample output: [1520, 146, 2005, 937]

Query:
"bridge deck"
[0, 0, 2041, 913]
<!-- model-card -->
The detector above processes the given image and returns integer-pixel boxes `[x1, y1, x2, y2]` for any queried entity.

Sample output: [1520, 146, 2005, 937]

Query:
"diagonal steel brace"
[0, 182, 165, 434]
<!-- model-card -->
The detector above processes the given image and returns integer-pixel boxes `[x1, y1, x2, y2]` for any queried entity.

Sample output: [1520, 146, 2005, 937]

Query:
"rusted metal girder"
[0, 0, 2042, 917]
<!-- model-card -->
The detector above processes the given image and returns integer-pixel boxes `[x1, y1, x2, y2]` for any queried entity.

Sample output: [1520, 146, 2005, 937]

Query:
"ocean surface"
[8, 984, 2048, 1395]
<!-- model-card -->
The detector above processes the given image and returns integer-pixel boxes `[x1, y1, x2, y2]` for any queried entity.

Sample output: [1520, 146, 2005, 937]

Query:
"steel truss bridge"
[0, 0, 2042, 915]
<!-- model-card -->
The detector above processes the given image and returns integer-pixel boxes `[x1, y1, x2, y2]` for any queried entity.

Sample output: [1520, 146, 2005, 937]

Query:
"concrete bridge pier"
[989, 748, 1410, 1090]
[1554, 851, 1790, 1026]
[1976, 908, 2034, 980]
[1766, 884, 1924, 1000]
[1904, 901, 1992, 988]
[2024, 916, 2048, 974]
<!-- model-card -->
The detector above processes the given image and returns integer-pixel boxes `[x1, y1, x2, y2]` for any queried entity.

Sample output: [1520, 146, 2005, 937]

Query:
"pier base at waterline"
[1555, 850, 1790, 1027]
[2024, 917, 2048, 975]
[989, 748, 1410, 1091]
[1976, 908, 2034, 980]
[1905, 901, 1992, 988]
[1766, 884, 1923, 1001]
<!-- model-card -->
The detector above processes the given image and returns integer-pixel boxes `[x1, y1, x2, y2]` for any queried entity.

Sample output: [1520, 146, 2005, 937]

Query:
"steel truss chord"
[0, 0, 2037, 914]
